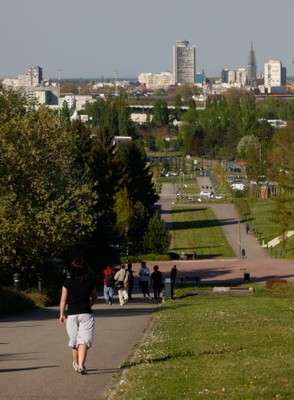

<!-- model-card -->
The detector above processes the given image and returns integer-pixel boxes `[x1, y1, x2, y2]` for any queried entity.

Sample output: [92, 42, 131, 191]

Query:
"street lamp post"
[125, 225, 129, 263]
[238, 218, 242, 259]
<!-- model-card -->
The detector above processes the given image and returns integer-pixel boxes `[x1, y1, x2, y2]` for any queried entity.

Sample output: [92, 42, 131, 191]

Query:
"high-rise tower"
[247, 42, 257, 85]
[173, 39, 196, 84]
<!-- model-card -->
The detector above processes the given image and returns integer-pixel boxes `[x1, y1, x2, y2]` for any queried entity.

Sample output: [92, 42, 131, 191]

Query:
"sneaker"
[72, 361, 79, 372]
[78, 366, 87, 375]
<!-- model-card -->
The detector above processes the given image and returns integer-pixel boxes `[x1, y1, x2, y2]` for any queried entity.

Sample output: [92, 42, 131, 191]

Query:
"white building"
[228, 70, 236, 84]
[236, 68, 247, 86]
[18, 66, 43, 87]
[173, 39, 196, 84]
[264, 60, 287, 92]
[138, 72, 174, 89]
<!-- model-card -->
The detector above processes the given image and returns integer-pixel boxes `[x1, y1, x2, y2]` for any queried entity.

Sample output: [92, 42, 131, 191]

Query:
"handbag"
[114, 280, 124, 289]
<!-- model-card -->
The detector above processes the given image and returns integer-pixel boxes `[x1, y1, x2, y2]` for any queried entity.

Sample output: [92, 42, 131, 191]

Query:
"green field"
[171, 206, 235, 258]
[110, 285, 294, 400]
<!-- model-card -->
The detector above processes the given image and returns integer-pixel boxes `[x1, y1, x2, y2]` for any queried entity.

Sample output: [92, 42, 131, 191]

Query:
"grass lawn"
[248, 199, 294, 257]
[110, 285, 294, 400]
[172, 206, 235, 258]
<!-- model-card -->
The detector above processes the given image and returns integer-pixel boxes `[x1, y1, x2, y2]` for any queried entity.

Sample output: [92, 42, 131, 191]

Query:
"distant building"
[138, 71, 174, 89]
[173, 39, 196, 84]
[221, 68, 229, 83]
[264, 60, 287, 93]
[221, 68, 236, 84]
[247, 42, 257, 85]
[195, 71, 204, 85]
[19, 66, 43, 87]
[236, 68, 247, 86]
[228, 70, 236, 84]
[24, 86, 59, 106]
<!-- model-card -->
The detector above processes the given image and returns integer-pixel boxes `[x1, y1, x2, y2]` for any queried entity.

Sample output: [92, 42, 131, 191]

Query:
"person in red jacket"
[103, 263, 115, 305]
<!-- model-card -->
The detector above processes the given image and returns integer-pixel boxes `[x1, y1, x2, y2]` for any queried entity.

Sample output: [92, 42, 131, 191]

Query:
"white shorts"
[66, 313, 95, 349]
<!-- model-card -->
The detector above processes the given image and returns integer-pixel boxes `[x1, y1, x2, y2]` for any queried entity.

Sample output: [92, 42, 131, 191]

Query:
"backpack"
[106, 272, 114, 287]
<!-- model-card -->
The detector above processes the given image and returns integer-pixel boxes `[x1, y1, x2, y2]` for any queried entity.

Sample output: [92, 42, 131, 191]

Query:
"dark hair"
[70, 258, 88, 280]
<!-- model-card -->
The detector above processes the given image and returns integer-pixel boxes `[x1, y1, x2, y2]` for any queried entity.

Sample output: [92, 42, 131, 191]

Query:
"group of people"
[59, 258, 178, 375]
[103, 261, 165, 305]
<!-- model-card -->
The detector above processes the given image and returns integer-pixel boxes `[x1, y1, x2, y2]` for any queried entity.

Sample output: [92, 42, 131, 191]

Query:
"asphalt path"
[0, 293, 158, 400]
[1, 179, 293, 399]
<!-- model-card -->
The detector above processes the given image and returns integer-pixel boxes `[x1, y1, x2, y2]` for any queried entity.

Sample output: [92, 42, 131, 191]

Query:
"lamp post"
[13, 273, 20, 291]
[125, 225, 129, 263]
[37, 273, 43, 293]
[238, 218, 242, 259]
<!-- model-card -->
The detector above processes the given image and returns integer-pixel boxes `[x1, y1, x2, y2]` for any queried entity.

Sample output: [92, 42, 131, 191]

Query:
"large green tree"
[0, 86, 96, 285]
[116, 140, 159, 209]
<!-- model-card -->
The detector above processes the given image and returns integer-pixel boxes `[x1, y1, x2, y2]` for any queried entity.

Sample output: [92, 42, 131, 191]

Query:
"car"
[200, 190, 213, 198]
[231, 182, 245, 191]
[165, 171, 178, 177]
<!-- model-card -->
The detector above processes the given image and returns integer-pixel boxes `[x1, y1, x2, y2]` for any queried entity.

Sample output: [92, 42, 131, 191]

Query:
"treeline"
[0, 85, 170, 287]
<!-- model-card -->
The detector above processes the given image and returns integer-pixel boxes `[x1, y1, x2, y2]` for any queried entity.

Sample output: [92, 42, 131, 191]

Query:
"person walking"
[151, 265, 163, 300]
[114, 264, 130, 305]
[170, 265, 177, 299]
[103, 263, 115, 305]
[59, 258, 97, 375]
[138, 261, 151, 299]
[127, 262, 134, 300]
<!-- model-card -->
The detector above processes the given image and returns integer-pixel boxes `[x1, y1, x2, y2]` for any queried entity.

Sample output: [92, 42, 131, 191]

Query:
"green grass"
[172, 207, 235, 258]
[249, 199, 281, 242]
[111, 285, 294, 400]
[247, 199, 294, 257]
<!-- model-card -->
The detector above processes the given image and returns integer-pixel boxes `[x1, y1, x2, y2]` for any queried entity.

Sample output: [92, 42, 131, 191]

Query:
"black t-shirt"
[63, 278, 96, 315]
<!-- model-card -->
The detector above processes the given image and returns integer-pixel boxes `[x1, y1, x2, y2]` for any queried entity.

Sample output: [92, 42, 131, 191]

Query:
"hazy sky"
[1, 0, 293, 80]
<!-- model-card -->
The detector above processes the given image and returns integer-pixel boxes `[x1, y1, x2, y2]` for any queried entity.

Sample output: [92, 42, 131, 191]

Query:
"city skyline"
[1, 0, 293, 80]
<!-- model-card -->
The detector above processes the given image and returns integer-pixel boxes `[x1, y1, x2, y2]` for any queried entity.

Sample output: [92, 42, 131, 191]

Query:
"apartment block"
[173, 39, 196, 84]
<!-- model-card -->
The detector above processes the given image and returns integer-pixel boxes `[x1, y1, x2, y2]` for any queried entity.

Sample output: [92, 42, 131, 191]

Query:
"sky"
[1, 0, 293, 80]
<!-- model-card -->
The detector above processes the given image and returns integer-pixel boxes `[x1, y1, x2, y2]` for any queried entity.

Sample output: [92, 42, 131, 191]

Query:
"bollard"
[13, 273, 20, 291]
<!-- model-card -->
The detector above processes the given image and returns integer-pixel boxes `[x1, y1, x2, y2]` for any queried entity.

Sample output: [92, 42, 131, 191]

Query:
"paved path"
[0, 293, 158, 400]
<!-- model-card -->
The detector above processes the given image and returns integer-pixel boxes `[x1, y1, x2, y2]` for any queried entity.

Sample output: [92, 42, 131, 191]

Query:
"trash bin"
[164, 278, 172, 298]
[244, 273, 250, 282]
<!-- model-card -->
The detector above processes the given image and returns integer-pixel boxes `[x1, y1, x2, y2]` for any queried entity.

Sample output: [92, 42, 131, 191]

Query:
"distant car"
[200, 190, 213, 198]
[231, 182, 245, 191]
[165, 171, 178, 177]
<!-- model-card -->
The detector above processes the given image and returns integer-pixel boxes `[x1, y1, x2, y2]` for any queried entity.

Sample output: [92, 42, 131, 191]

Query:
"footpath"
[0, 292, 158, 400]
[1, 180, 293, 399]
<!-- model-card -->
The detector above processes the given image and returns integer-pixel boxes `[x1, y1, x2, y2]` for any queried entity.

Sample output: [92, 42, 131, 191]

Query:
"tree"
[237, 135, 259, 159]
[267, 122, 294, 187]
[0, 86, 96, 285]
[80, 127, 120, 263]
[117, 141, 159, 210]
[143, 213, 171, 254]
[153, 99, 169, 126]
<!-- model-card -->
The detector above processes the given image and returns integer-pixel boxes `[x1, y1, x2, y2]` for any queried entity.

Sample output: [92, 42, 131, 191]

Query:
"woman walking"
[59, 258, 97, 375]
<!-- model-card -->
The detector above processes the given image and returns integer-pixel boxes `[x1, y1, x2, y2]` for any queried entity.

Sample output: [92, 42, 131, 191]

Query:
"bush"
[0, 286, 36, 315]
[266, 279, 292, 289]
